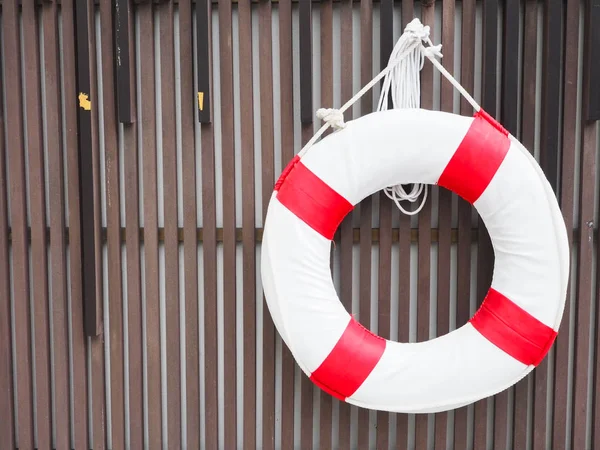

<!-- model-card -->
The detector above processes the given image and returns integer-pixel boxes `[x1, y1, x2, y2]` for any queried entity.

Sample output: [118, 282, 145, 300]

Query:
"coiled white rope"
[299, 18, 482, 215]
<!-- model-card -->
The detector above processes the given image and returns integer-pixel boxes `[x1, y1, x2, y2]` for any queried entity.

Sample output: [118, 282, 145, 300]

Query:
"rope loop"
[296, 18, 483, 217]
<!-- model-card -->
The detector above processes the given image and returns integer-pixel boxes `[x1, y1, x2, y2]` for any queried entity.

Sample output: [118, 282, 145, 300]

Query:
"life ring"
[261, 108, 569, 413]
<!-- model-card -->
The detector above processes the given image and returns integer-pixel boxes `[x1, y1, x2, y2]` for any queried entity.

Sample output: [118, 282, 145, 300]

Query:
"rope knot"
[404, 18, 432, 43]
[316, 108, 346, 131]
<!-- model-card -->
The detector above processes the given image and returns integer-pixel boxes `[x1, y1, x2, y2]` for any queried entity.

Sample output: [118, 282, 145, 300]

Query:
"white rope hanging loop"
[300, 18, 483, 216]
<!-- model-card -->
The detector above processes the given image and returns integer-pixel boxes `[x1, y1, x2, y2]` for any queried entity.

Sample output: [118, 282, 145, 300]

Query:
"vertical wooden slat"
[540, 1, 563, 193]
[434, 2, 454, 448]
[481, 0, 503, 448]
[115, 0, 134, 123]
[278, 0, 295, 446]
[501, 0, 519, 135]
[415, 4, 435, 448]
[139, 3, 162, 446]
[299, 0, 312, 124]
[402, 0, 413, 25]
[338, 1, 353, 447]
[238, 1, 256, 449]
[3, 1, 34, 448]
[178, 0, 200, 447]
[573, 2, 597, 448]
[100, 1, 126, 447]
[454, 1, 476, 448]
[552, 1, 577, 448]
[89, 0, 106, 441]
[358, 0, 373, 448]
[514, 2, 539, 449]
[199, 0, 218, 446]
[0, 17, 15, 450]
[61, 0, 89, 446]
[534, 3, 563, 449]
[196, 0, 212, 123]
[43, 1, 70, 447]
[121, 1, 142, 447]
[299, 123, 315, 450]
[22, 0, 52, 447]
[396, 7, 413, 445]
[572, 130, 596, 449]
[585, 0, 600, 121]
[319, 1, 334, 447]
[396, 223, 411, 449]
[201, 128, 219, 449]
[259, 0, 277, 448]
[217, 0, 237, 447]
[124, 91, 144, 450]
[158, 2, 182, 447]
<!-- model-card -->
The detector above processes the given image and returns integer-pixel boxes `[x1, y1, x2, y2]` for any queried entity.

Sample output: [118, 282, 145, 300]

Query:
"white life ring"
[261, 108, 569, 413]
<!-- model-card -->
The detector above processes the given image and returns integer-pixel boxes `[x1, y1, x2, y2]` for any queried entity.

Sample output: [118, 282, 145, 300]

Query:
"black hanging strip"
[585, 0, 600, 121]
[74, 0, 98, 337]
[197, 0, 212, 123]
[540, 0, 563, 193]
[502, 0, 519, 135]
[115, 0, 134, 123]
[299, 0, 313, 124]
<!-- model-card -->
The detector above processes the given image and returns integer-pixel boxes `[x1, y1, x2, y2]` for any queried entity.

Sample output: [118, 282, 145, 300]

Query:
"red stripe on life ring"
[470, 288, 558, 366]
[310, 318, 386, 400]
[437, 110, 510, 204]
[276, 161, 353, 240]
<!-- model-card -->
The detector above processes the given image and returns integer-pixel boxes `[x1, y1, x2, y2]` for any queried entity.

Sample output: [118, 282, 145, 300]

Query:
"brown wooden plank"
[99, 1, 126, 447]
[585, 0, 600, 121]
[479, 0, 501, 448]
[139, 3, 163, 447]
[259, 0, 277, 448]
[201, 124, 219, 450]
[278, 0, 295, 447]
[158, 2, 182, 447]
[0, 16, 15, 448]
[42, 2, 70, 447]
[414, 5, 435, 448]
[217, 0, 238, 447]
[401, 0, 413, 26]
[338, 1, 354, 448]
[121, 0, 143, 446]
[434, 2, 455, 448]
[21, 0, 52, 446]
[199, 0, 218, 445]
[61, 0, 90, 445]
[89, 0, 106, 441]
[298, 125, 314, 450]
[125, 117, 144, 450]
[572, 5, 597, 448]
[514, 2, 538, 448]
[196, 0, 212, 123]
[299, 0, 313, 124]
[376, 0, 393, 447]
[238, 1, 256, 448]
[357, 0, 373, 447]
[572, 127, 596, 449]
[454, 0, 476, 447]
[396, 215, 411, 450]
[318, 1, 334, 447]
[178, 0, 200, 447]
[3, 1, 34, 447]
[195, 0, 217, 448]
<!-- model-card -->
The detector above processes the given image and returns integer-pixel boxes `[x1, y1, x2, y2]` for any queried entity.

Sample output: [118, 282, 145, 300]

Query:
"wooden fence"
[0, 0, 599, 448]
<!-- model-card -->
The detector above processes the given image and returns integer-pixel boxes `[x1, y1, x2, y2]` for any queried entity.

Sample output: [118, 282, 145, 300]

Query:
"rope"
[297, 18, 482, 215]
